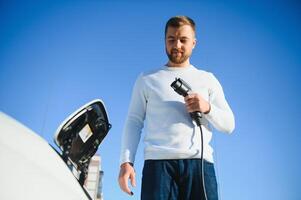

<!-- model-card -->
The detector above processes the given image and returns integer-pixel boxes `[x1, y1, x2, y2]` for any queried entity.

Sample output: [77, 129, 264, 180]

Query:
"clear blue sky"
[1, 0, 300, 199]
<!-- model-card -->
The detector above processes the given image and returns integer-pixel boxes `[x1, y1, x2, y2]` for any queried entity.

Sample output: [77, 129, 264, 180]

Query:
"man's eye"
[180, 40, 187, 43]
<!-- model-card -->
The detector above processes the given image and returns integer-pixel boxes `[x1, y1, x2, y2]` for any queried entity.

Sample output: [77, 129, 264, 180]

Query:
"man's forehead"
[166, 25, 195, 38]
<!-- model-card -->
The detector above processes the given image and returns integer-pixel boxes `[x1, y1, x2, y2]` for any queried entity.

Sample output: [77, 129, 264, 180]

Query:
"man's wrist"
[120, 162, 134, 168]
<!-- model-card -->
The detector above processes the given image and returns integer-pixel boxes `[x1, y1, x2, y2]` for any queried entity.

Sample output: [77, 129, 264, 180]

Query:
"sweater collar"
[164, 64, 194, 71]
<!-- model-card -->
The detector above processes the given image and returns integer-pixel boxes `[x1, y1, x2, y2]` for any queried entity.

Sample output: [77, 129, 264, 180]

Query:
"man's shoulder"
[140, 66, 165, 77]
[192, 65, 213, 77]
[133, 67, 164, 85]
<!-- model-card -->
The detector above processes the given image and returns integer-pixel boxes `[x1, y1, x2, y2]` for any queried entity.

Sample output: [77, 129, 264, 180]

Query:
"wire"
[199, 125, 208, 200]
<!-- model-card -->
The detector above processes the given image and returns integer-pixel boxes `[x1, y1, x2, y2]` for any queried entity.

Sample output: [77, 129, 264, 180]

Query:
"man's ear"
[193, 38, 197, 49]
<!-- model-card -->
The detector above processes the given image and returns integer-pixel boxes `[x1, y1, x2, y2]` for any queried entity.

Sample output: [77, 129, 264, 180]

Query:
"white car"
[0, 99, 111, 200]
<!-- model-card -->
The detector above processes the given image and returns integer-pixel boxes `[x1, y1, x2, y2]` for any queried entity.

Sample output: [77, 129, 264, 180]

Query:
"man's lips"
[172, 50, 183, 54]
[172, 52, 182, 57]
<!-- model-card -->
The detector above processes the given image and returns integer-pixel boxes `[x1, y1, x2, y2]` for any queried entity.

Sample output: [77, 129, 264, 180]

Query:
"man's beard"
[166, 48, 190, 64]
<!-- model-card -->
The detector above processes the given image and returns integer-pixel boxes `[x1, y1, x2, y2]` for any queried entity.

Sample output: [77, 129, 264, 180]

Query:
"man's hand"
[184, 92, 210, 114]
[118, 162, 136, 196]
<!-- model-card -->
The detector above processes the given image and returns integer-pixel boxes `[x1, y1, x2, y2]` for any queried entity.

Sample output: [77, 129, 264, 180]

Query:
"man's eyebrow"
[167, 36, 190, 39]
[167, 36, 175, 39]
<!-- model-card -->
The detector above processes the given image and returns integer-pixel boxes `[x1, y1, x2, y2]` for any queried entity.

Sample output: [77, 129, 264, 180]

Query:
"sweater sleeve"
[204, 73, 235, 134]
[120, 74, 147, 165]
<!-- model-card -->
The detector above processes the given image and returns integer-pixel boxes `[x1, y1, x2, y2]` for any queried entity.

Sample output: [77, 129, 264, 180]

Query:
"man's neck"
[166, 60, 190, 68]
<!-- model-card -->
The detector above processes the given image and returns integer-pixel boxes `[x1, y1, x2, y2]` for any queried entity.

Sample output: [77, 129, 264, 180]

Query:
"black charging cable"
[171, 78, 208, 200]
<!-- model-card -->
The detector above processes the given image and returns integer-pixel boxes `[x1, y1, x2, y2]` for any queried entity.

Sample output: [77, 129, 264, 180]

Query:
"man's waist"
[144, 146, 214, 163]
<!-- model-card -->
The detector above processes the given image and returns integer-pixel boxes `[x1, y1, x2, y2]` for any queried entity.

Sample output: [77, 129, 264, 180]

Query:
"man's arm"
[118, 74, 147, 195]
[204, 73, 235, 133]
[184, 73, 235, 133]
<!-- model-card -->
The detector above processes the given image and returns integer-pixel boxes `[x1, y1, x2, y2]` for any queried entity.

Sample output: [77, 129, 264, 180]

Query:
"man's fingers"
[119, 175, 132, 195]
[118, 164, 135, 196]
[130, 172, 136, 187]
[185, 96, 198, 112]
[186, 104, 197, 112]
[184, 94, 193, 102]
[184, 94, 198, 103]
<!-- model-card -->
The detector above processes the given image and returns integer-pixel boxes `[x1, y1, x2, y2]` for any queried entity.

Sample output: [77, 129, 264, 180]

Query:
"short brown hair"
[165, 16, 196, 37]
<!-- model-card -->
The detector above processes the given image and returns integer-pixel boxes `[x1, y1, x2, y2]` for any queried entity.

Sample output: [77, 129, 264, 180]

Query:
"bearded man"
[118, 16, 235, 200]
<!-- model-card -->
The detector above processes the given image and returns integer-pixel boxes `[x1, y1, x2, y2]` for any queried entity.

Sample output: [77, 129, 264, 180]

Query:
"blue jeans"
[141, 159, 218, 200]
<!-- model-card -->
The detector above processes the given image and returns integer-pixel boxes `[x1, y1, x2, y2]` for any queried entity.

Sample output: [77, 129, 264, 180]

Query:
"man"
[118, 16, 235, 200]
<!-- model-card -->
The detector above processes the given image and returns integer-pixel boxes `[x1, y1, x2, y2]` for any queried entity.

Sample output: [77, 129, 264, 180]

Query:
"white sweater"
[120, 65, 235, 164]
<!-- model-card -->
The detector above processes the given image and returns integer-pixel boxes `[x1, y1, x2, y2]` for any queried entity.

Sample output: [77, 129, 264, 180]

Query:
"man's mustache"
[171, 49, 184, 53]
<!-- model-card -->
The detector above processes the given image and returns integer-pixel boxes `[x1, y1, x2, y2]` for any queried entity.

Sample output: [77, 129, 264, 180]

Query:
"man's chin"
[167, 52, 189, 65]
[170, 57, 186, 64]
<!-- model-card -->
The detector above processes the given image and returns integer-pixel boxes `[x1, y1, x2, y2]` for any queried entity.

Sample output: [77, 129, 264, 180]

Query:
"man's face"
[165, 25, 196, 65]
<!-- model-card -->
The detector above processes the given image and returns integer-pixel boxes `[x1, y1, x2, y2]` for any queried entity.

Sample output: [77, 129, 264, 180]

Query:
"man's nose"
[175, 40, 181, 48]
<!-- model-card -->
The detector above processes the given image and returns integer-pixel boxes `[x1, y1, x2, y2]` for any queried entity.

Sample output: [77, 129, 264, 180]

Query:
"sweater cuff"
[203, 103, 217, 121]
[120, 150, 135, 166]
